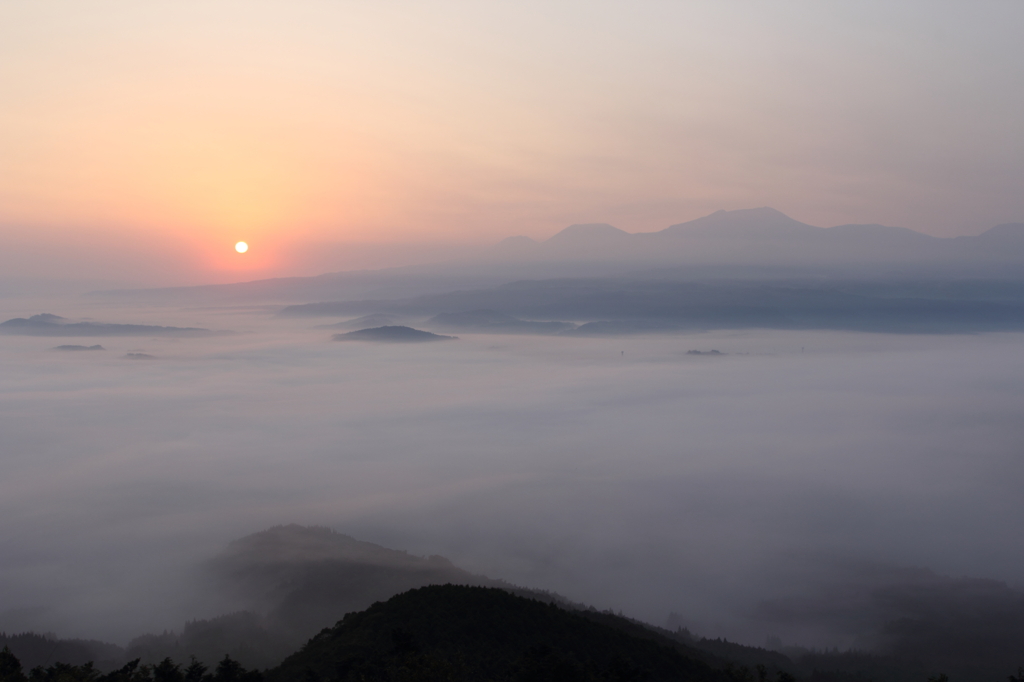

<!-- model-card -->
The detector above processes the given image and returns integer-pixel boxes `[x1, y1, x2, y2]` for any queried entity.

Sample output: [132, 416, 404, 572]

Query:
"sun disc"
[235, 241, 249, 253]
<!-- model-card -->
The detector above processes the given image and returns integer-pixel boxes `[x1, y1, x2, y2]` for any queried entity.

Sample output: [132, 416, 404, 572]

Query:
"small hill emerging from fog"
[332, 326, 456, 343]
[267, 584, 729, 682]
[0, 313, 215, 337]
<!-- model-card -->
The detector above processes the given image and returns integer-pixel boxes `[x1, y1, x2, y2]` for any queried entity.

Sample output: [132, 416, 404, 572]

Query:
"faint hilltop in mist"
[537, 222, 633, 259]
[220, 528, 553, 623]
[206, 525, 505, 636]
[116, 525, 564, 670]
[0, 314, 217, 337]
[315, 314, 401, 330]
[426, 309, 575, 334]
[53, 344, 105, 351]
[332, 326, 457, 343]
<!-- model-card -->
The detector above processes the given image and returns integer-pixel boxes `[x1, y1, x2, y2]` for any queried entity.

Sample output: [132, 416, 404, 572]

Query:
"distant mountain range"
[495, 208, 1024, 274]
[89, 209, 1024, 306]
[59, 207, 1024, 334]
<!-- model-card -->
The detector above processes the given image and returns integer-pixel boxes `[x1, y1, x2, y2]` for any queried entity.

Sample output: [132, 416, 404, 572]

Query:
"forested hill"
[0, 583, 792, 682]
[267, 584, 787, 682]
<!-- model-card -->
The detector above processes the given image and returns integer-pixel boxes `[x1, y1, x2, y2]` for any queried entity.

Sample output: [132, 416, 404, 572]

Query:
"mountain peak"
[979, 222, 1024, 239]
[662, 207, 816, 237]
[545, 223, 630, 244]
[493, 235, 540, 257]
[220, 524, 408, 565]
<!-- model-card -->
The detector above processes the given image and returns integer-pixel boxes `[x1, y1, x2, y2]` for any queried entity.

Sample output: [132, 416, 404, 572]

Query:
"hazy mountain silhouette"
[660, 208, 820, 238]
[494, 208, 1024, 276]
[976, 222, 1024, 240]
[332, 326, 456, 343]
[52, 344, 105, 351]
[89, 525, 570, 670]
[315, 314, 400, 330]
[90, 209, 1024, 306]
[203, 526, 537, 646]
[426, 309, 575, 334]
[539, 223, 635, 260]
[0, 314, 216, 337]
[493, 234, 540, 256]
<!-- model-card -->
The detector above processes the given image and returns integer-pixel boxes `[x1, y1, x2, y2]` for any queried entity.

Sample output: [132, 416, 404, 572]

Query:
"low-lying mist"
[0, 301, 1021, 654]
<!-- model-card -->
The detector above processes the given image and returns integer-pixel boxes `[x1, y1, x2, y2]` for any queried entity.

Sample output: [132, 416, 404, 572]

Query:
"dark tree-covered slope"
[0, 634, 123, 672]
[267, 584, 751, 682]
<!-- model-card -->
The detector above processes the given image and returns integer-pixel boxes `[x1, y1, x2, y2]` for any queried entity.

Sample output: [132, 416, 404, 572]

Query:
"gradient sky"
[2, 1, 1023, 284]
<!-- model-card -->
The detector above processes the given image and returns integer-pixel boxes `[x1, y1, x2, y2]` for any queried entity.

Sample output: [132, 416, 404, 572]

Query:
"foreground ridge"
[269, 584, 748, 682]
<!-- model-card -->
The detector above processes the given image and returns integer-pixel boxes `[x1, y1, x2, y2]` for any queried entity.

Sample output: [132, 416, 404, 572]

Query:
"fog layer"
[0, 305, 1021, 650]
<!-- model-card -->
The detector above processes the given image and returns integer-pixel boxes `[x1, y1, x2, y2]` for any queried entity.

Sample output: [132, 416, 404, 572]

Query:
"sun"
[235, 241, 249, 254]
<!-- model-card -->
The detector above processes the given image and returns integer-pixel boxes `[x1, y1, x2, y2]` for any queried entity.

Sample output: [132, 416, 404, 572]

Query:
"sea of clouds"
[0, 298, 1021, 649]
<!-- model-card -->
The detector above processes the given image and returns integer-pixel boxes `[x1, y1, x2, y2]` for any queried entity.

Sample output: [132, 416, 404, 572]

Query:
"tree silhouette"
[0, 647, 27, 682]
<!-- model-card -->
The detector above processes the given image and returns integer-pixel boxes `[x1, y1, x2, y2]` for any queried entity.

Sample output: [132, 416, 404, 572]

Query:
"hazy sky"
[3, 1, 1024, 283]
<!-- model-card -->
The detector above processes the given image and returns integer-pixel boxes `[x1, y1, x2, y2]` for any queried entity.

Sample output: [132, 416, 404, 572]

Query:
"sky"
[2, 1, 1024, 284]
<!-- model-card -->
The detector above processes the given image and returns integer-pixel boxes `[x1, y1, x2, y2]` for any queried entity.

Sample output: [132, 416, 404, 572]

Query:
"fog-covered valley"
[1, 296, 1021, 671]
